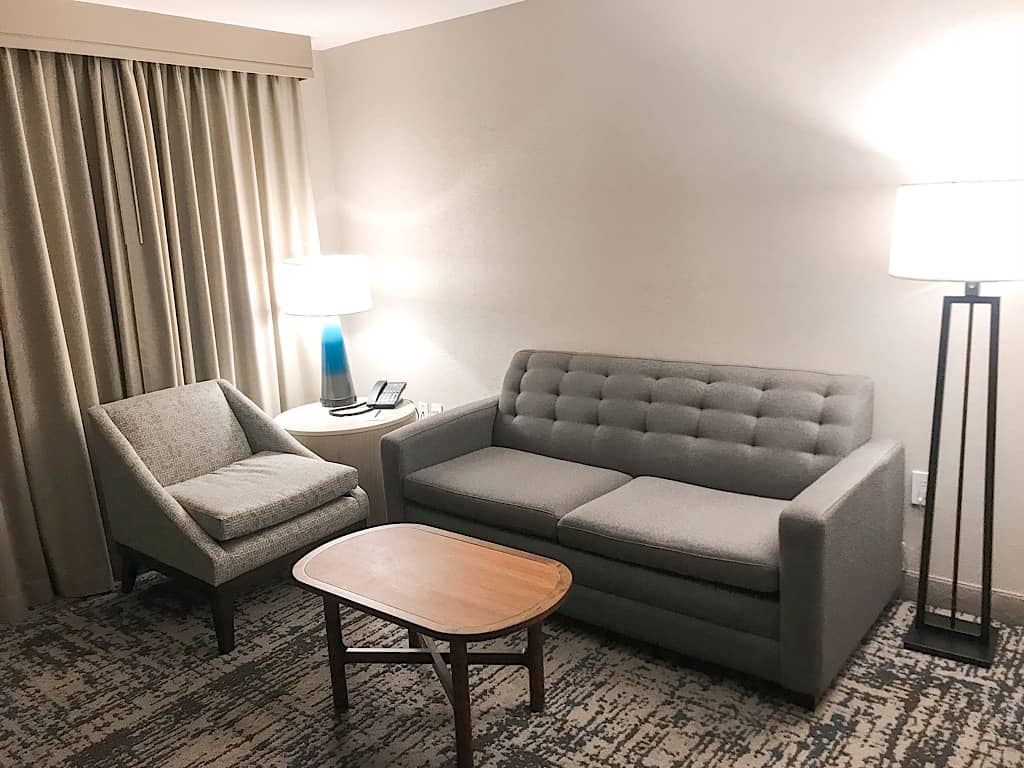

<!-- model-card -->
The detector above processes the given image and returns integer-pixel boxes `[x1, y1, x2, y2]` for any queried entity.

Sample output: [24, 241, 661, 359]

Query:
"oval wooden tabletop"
[293, 524, 573, 640]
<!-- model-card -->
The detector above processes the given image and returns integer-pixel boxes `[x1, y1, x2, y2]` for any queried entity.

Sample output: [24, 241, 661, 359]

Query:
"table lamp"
[277, 255, 373, 409]
[890, 180, 1024, 665]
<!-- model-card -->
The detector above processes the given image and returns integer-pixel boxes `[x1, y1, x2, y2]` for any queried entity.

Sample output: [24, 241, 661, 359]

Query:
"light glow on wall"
[858, 20, 1024, 181]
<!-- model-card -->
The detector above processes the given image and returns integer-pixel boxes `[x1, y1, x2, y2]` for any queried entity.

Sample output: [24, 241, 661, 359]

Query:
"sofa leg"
[788, 691, 818, 710]
[119, 546, 139, 594]
[211, 588, 235, 655]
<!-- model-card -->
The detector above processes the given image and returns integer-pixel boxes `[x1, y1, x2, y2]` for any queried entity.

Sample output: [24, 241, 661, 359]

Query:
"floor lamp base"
[908, 287, 1000, 670]
[904, 611, 997, 667]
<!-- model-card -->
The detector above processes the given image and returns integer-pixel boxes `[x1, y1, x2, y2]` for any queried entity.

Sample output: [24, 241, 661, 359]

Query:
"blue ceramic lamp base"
[320, 316, 358, 408]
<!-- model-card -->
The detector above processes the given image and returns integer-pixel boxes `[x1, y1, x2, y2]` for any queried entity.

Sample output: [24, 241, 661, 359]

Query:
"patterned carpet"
[2, 574, 1023, 768]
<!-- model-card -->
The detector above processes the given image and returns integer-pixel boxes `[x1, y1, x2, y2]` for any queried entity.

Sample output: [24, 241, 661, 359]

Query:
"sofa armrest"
[217, 380, 319, 459]
[778, 438, 905, 699]
[87, 406, 222, 583]
[380, 396, 498, 522]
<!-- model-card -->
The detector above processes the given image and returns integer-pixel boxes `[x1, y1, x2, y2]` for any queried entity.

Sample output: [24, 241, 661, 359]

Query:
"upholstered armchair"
[88, 379, 368, 653]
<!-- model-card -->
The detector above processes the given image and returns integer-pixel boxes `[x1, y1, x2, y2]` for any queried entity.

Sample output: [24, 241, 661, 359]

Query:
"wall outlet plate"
[429, 403, 444, 415]
[911, 470, 928, 506]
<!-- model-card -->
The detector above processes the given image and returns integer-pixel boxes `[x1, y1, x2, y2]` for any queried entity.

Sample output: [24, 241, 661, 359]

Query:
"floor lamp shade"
[278, 255, 373, 408]
[890, 180, 1024, 666]
[889, 180, 1024, 282]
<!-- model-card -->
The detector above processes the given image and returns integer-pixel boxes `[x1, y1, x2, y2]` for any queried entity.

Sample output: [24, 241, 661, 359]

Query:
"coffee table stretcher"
[296, 525, 570, 768]
[319, 598, 547, 768]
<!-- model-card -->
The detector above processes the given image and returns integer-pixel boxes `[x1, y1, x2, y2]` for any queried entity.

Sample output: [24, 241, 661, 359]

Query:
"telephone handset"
[367, 380, 407, 409]
[329, 380, 408, 417]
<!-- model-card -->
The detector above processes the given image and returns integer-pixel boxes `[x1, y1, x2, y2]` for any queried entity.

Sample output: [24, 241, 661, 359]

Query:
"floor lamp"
[277, 255, 373, 408]
[890, 180, 1024, 666]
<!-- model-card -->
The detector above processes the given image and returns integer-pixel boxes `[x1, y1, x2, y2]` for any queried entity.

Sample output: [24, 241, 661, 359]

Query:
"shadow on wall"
[304, 0, 1024, 593]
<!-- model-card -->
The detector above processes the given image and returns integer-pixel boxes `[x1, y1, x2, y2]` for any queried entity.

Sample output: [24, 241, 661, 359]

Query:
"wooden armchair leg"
[211, 588, 236, 655]
[119, 545, 140, 594]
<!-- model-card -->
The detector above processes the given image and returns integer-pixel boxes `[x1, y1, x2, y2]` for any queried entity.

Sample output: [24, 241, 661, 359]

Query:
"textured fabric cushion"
[215, 487, 368, 584]
[102, 380, 252, 487]
[406, 505, 781, 639]
[403, 447, 630, 539]
[216, 380, 318, 458]
[493, 350, 873, 500]
[167, 451, 358, 542]
[557, 476, 787, 592]
[381, 397, 499, 524]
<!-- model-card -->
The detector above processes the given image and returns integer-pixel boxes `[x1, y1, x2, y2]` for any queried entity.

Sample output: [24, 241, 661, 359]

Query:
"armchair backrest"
[98, 380, 252, 487]
[493, 350, 873, 500]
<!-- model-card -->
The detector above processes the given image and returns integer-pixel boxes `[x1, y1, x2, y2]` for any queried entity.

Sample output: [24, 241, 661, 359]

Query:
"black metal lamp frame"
[904, 281, 999, 666]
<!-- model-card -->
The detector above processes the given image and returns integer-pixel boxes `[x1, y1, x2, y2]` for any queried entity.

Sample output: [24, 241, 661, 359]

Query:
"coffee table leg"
[450, 639, 473, 768]
[323, 597, 349, 712]
[527, 623, 545, 713]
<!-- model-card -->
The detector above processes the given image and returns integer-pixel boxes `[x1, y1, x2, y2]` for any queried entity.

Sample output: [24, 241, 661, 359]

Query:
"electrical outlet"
[429, 403, 444, 416]
[417, 401, 429, 419]
[911, 470, 928, 506]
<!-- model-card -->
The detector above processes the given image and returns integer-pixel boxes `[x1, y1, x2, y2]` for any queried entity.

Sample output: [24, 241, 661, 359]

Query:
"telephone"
[329, 380, 408, 417]
[367, 380, 407, 409]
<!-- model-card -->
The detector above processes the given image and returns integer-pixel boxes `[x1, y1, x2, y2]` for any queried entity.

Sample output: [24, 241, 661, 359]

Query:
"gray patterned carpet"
[2, 574, 1023, 767]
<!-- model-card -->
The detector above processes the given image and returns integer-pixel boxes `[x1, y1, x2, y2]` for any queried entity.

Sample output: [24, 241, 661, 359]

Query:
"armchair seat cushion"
[167, 451, 358, 542]
[557, 476, 787, 593]
[404, 447, 630, 539]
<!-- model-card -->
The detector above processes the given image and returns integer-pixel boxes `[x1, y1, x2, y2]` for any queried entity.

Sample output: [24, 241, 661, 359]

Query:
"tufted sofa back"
[493, 350, 873, 500]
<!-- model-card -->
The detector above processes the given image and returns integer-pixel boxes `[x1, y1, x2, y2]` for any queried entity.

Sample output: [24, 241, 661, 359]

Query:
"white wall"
[301, 0, 1024, 595]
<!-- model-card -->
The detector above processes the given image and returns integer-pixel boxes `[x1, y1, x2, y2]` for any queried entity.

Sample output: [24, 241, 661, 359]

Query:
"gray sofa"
[382, 350, 904, 704]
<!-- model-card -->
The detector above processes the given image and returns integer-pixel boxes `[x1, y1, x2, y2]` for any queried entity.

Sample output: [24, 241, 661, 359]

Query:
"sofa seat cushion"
[403, 446, 631, 539]
[557, 476, 786, 593]
[406, 505, 781, 640]
[168, 451, 358, 542]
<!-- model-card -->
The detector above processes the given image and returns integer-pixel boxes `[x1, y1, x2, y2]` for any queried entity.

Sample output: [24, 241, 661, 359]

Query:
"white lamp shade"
[889, 180, 1024, 282]
[276, 255, 373, 316]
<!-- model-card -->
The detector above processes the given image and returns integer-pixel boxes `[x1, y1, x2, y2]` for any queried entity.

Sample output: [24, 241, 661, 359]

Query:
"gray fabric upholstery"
[558, 477, 786, 593]
[216, 381, 318, 459]
[101, 380, 252, 487]
[563, 584, 781, 684]
[88, 382, 370, 586]
[381, 396, 498, 523]
[407, 506, 780, 639]
[88, 404, 236, 583]
[379, 349, 903, 700]
[404, 447, 630, 539]
[216, 488, 367, 585]
[779, 439, 904, 697]
[494, 350, 873, 500]
[167, 451, 359, 542]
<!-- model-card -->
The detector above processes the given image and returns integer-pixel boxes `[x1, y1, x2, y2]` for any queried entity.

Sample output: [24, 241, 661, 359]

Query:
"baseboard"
[902, 571, 1024, 626]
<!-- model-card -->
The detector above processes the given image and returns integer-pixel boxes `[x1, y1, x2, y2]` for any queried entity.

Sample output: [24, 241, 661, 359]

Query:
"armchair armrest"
[380, 396, 498, 522]
[778, 438, 904, 699]
[216, 380, 318, 459]
[87, 406, 222, 583]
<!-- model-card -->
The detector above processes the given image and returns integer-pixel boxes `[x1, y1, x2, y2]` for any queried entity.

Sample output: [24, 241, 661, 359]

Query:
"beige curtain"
[0, 48, 319, 620]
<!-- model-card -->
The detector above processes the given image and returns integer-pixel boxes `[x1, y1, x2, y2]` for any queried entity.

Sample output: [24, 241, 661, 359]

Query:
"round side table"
[275, 400, 417, 526]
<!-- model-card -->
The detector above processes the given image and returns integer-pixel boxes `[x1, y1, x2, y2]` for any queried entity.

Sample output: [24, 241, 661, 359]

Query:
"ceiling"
[76, 0, 525, 50]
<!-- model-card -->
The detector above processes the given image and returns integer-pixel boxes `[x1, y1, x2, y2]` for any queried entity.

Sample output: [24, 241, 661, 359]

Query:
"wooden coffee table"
[292, 523, 573, 768]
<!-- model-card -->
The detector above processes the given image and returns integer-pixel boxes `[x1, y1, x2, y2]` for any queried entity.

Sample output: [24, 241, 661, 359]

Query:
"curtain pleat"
[0, 50, 114, 611]
[0, 47, 319, 621]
